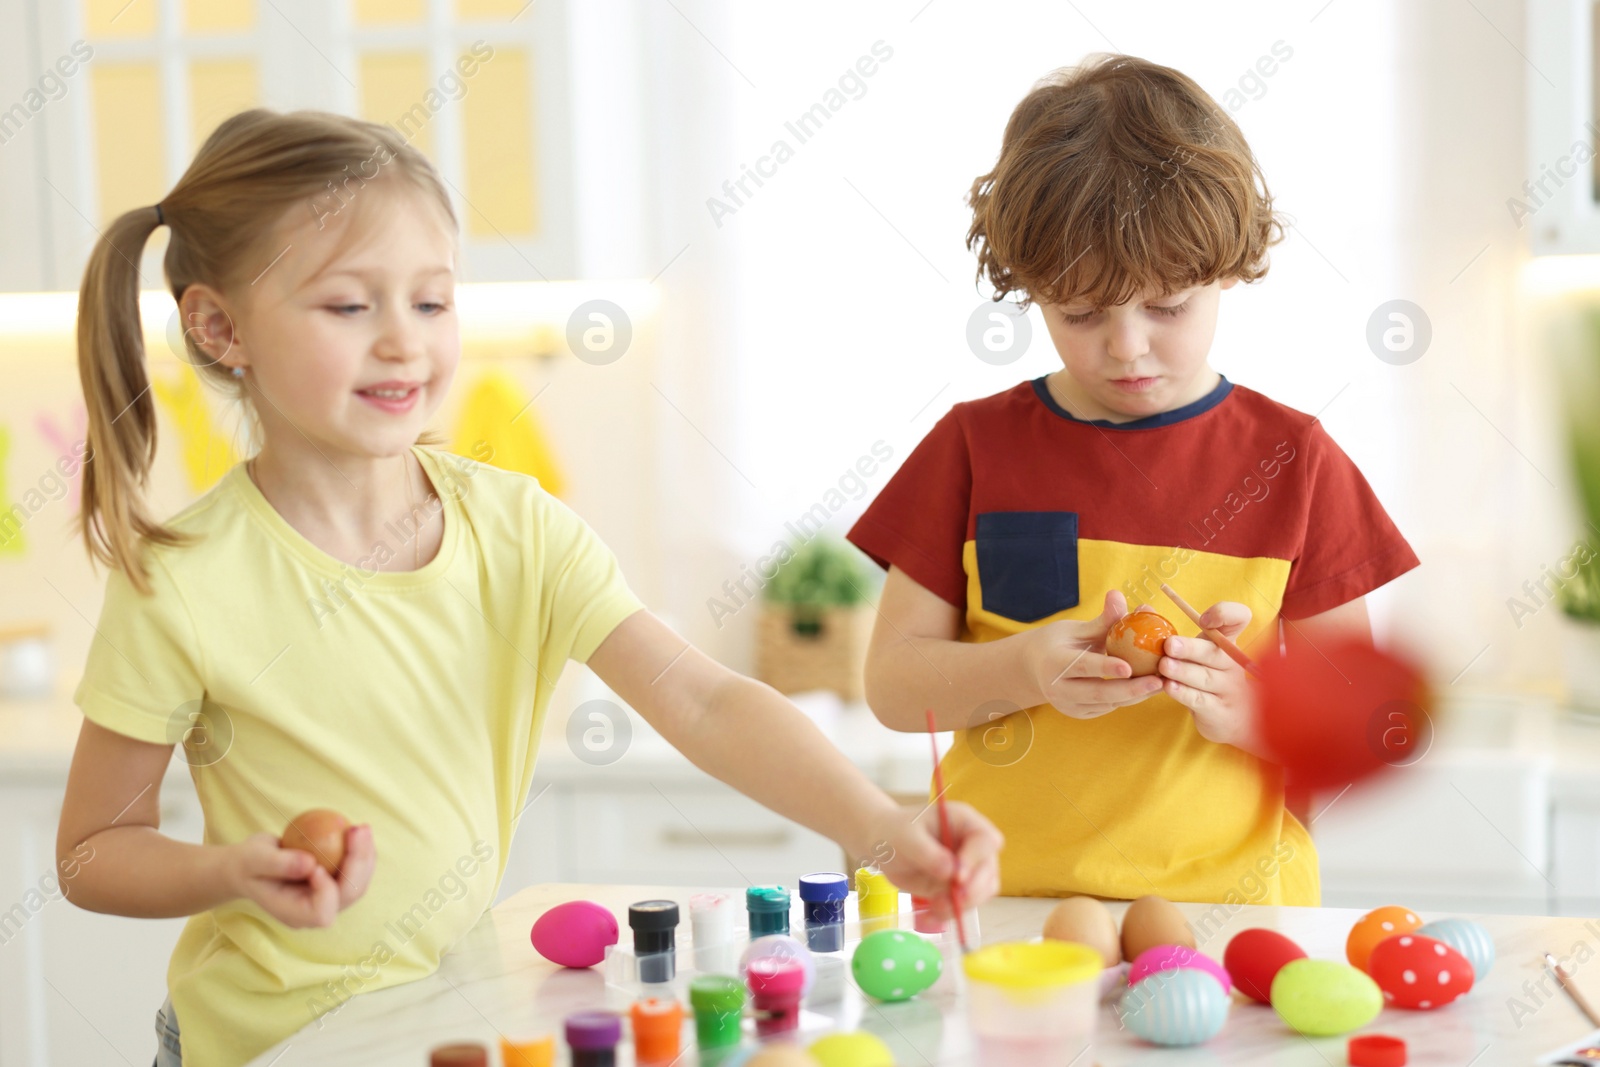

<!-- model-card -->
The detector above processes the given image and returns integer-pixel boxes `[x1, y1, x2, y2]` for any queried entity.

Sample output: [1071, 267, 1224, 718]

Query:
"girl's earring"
[231, 366, 245, 378]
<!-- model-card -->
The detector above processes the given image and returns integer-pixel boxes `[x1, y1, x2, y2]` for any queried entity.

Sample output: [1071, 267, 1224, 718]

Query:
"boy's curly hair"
[967, 54, 1286, 309]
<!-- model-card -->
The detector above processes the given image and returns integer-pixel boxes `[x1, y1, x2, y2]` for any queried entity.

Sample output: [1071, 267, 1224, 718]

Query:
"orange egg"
[281, 809, 350, 875]
[1345, 905, 1422, 973]
[1106, 609, 1178, 677]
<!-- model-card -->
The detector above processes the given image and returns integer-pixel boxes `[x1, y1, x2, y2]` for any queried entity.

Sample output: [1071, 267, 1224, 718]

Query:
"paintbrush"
[926, 708, 971, 953]
[1159, 583, 1264, 679]
[1548, 952, 1600, 1027]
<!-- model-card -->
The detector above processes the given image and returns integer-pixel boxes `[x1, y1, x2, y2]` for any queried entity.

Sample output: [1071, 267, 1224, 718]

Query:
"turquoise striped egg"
[1120, 968, 1229, 1046]
[1417, 918, 1495, 981]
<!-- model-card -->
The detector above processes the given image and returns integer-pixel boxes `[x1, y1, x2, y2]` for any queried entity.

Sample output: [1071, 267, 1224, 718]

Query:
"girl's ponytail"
[76, 204, 190, 594]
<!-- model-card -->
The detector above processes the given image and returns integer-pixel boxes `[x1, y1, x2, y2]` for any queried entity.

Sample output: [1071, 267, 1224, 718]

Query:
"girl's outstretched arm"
[55, 719, 377, 927]
[586, 609, 1004, 915]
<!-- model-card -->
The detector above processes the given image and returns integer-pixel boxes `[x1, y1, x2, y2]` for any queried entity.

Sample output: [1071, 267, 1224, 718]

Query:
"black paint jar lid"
[629, 900, 680, 932]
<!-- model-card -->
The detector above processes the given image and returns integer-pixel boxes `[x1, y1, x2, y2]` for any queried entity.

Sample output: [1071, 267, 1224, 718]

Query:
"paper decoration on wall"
[0, 426, 24, 556]
[153, 366, 239, 494]
[35, 405, 88, 516]
[450, 370, 566, 496]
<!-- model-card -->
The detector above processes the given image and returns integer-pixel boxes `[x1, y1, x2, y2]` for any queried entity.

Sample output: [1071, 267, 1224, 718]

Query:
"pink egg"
[1127, 944, 1232, 995]
[530, 900, 619, 968]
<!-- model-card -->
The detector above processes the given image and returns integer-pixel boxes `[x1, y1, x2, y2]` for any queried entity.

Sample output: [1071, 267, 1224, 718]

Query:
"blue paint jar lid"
[746, 885, 790, 913]
[797, 872, 849, 902]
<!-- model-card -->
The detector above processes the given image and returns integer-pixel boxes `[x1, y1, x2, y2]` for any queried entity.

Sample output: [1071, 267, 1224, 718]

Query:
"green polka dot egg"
[851, 929, 942, 1002]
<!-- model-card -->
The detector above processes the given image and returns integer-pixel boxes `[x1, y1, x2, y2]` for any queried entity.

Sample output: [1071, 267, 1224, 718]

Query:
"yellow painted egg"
[809, 1032, 895, 1067]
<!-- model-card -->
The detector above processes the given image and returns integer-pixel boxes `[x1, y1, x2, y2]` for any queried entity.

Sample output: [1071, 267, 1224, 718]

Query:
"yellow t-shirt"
[73, 446, 644, 1067]
[848, 379, 1420, 906]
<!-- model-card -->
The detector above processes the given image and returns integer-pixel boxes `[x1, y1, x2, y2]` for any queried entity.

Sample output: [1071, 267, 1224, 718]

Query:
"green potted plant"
[1556, 303, 1600, 714]
[1558, 548, 1600, 713]
[756, 537, 881, 700]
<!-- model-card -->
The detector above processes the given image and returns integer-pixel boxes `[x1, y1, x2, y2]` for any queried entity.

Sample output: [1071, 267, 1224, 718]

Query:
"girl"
[56, 109, 1002, 1067]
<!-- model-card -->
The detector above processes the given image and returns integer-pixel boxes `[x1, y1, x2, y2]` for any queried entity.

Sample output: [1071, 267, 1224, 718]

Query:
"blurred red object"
[1255, 635, 1433, 792]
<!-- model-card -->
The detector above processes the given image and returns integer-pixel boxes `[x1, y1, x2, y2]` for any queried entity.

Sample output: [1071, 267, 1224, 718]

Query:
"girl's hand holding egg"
[229, 811, 376, 929]
[1026, 590, 1164, 720]
[1151, 601, 1260, 750]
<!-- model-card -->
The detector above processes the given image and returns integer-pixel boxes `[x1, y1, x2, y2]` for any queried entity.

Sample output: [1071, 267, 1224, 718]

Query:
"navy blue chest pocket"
[975, 511, 1080, 623]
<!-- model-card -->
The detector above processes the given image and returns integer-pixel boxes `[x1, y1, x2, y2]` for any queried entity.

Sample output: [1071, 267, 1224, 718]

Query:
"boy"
[846, 55, 1419, 905]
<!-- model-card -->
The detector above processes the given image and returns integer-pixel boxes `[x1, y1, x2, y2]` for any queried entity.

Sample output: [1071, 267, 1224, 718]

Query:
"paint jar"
[498, 1034, 554, 1067]
[910, 895, 946, 935]
[564, 1011, 622, 1067]
[798, 873, 848, 952]
[629, 900, 680, 985]
[748, 955, 806, 1037]
[691, 892, 740, 974]
[746, 885, 791, 938]
[429, 1045, 487, 1067]
[962, 941, 1100, 1065]
[630, 997, 683, 1066]
[689, 974, 746, 1050]
[854, 868, 899, 935]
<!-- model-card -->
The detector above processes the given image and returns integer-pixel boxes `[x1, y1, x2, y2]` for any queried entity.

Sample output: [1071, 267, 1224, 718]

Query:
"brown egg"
[281, 809, 350, 875]
[1120, 895, 1195, 961]
[1041, 896, 1120, 967]
[1105, 608, 1178, 677]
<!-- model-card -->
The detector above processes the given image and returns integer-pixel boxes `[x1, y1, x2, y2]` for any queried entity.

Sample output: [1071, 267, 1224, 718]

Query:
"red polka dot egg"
[1366, 933, 1473, 1010]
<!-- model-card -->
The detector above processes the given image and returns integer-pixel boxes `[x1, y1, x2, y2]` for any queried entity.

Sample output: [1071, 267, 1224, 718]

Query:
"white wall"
[563, 0, 1585, 706]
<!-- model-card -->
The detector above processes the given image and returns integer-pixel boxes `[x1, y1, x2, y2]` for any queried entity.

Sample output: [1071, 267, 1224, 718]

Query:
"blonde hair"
[967, 54, 1286, 308]
[76, 109, 457, 592]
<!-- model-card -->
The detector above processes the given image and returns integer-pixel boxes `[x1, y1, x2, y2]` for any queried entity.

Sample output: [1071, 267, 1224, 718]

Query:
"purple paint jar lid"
[798, 872, 849, 903]
[564, 1011, 621, 1050]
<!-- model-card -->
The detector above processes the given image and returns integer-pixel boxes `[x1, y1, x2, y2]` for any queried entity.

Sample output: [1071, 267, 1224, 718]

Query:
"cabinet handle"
[660, 828, 792, 849]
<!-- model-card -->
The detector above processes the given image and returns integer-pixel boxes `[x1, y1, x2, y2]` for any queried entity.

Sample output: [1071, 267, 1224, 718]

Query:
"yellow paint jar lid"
[499, 1035, 554, 1067]
[854, 868, 899, 917]
[962, 940, 1102, 990]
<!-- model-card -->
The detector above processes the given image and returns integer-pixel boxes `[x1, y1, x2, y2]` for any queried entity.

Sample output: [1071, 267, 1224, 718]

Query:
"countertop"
[244, 882, 1594, 1066]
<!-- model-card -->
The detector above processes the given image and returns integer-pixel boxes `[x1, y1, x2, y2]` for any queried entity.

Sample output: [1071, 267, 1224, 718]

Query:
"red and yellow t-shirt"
[847, 376, 1419, 905]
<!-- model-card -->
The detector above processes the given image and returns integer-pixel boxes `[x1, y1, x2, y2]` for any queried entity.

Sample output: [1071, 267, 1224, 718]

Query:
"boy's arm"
[862, 566, 1162, 733]
[586, 608, 1004, 913]
[1283, 596, 1372, 651]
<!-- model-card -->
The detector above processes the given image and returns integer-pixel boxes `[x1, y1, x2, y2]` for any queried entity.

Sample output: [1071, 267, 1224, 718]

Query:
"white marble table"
[246, 883, 1593, 1066]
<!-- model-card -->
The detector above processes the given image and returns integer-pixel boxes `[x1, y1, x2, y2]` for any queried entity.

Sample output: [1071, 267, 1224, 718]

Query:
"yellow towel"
[0, 425, 24, 555]
[449, 370, 565, 496]
[153, 366, 238, 494]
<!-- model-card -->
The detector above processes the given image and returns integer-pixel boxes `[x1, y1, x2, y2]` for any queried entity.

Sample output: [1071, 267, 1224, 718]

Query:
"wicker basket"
[755, 605, 873, 701]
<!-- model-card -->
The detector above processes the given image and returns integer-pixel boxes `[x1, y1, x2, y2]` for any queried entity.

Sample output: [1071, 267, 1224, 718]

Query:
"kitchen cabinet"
[0, 769, 202, 1067]
[7, 0, 575, 292]
[1527, 0, 1600, 254]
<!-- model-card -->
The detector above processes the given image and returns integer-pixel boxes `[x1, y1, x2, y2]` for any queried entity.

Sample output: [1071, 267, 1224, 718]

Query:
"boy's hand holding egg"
[1025, 590, 1165, 720]
[1105, 601, 1260, 750]
[1151, 601, 1259, 749]
[229, 810, 376, 929]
